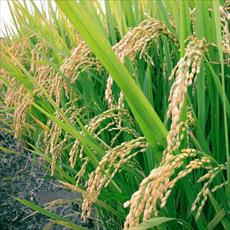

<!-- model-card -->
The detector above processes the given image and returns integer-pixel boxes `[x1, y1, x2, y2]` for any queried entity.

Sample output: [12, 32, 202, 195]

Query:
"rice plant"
[0, 0, 229, 229]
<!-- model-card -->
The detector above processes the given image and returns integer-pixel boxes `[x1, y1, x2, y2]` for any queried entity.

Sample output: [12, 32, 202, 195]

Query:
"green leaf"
[129, 217, 175, 230]
[208, 191, 230, 229]
[207, 208, 225, 230]
[128, 217, 192, 230]
[55, 0, 167, 154]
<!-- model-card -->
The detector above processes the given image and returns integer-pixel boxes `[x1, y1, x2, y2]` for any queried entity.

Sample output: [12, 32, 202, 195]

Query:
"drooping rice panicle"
[163, 36, 207, 160]
[68, 108, 136, 168]
[105, 18, 177, 108]
[81, 137, 148, 220]
[123, 150, 214, 229]
[60, 40, 101, 84]
[14, 92, 33, 138]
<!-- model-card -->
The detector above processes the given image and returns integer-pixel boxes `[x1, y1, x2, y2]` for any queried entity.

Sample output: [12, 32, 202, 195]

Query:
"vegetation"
[0, 0, 229, 229]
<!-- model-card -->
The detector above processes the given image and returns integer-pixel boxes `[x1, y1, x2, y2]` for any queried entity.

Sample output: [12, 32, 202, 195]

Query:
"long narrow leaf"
[55, 0, 167, 154]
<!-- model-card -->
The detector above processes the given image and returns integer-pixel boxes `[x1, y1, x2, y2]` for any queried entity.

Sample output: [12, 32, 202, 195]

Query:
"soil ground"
[0, 133, 93, 229]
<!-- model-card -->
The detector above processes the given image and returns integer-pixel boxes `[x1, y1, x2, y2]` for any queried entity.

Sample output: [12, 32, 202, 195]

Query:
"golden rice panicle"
[105, 18, 177, 108]
[123, 154, 183, 229]
[60, 40, 101, 83]
[220, 2, 230, 54]
[5, 82, 31, 139]
[4, 42, 54, 138]
[113, 18, 176, 63]
[42, 118, 54, 156]
[37, 66, 56, 94]
[0, 68, 5, 87]
[4, 43, 51, 138]
[69, 109, 137, 188]
[14, 92, 33, 138]
[191, 163, 227, 220]
[27, 41, 56, 97]
[48, 105, 84, 175]
[164, 36, 207, 160]
[81, 137, 147, 220]
[4, 39, 30, 108]
[6, 89, 22, 138]
[68, 109, 116, 168]
[69, 139, 81, 168]
[197, 163, 226, 183]
[89, 108, 135, 138]
[105, 76, 114, 108]
[50, 114, 62, 176]
[9, 39, 30, 65]
[68, 108, 135, 168]
[69, 134, 85, 172]
[51, 73, 65, 106]
[123, 150, 213, 229]
[191, 175, 215, 220]
[31, 56, 56, 99]
[1, 45, 16, 106]
[76, 158, 89, 186]
[51, 132, 69, 176]
[50, 40, 101, 106]
[160, 155, 211, 209]
[30, 42, 63, 102]
[4, 78, 18, 107]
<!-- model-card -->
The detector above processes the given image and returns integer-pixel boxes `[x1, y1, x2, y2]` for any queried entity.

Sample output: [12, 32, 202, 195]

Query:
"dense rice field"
[0, 0, 229, 229]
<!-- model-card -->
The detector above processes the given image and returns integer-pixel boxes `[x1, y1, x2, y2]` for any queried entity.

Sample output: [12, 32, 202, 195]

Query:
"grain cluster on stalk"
[163, 36, 207, 160]
[3, 39, 30, 108]
[44, 104, 85, 175]
[60, 40, 101, 83]
[69, 108, 138, 188]
[14, 92, 33, 138]
[69, 108, 136, 169]
[123, 149, 214, 229]
[2, 40, 57, 138]
[2, 40, 32, 138]
[105, 18, 177, 108]
[51, 39, 101, 105]
[30, 42, 58, 97]
[5, 81, 33, 138]
[220, 2, 230, 55]
[50, 113, 62, 176]
[30, 42, 49, 73]
[191, 163, 227, 220]
[47, 108, 76, 176]
[81, 137, 148, 220]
